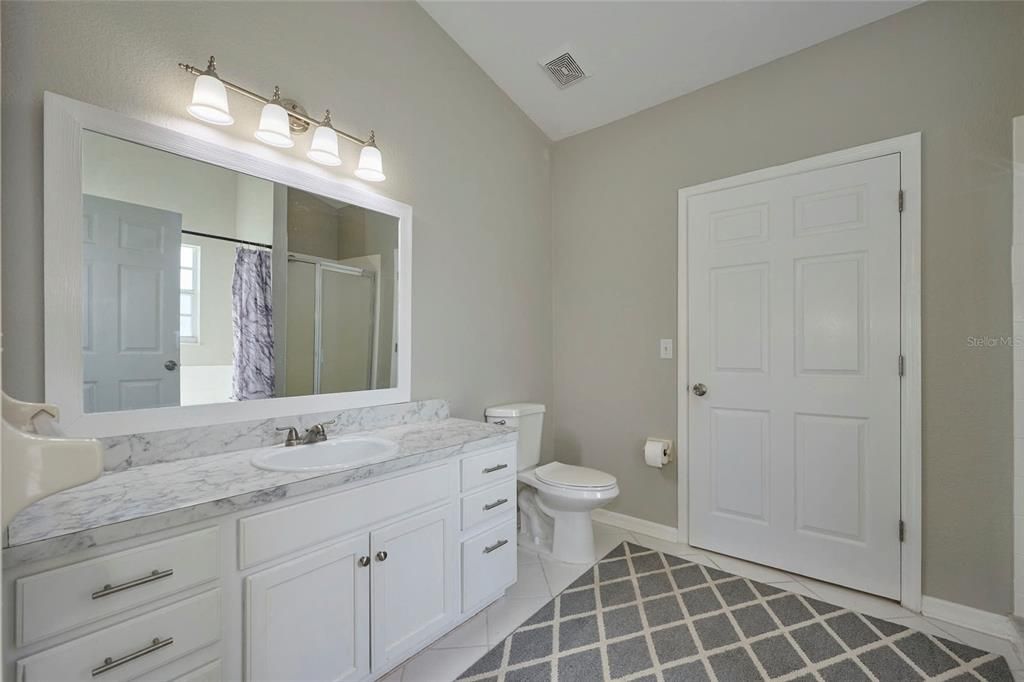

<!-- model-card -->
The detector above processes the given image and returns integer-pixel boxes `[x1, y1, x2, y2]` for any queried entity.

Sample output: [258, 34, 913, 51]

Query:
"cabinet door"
[245, 535, 370, 682]
[371, 505, 458, 670]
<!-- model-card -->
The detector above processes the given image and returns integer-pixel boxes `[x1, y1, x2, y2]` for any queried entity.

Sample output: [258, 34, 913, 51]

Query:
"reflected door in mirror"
[82, 195, 182, 413]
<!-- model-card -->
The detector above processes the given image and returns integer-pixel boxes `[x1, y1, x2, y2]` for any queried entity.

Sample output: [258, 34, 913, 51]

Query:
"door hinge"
[898, 354, 905, 377]
[898, 189, 905, 213]
[898, 520, 906, 543]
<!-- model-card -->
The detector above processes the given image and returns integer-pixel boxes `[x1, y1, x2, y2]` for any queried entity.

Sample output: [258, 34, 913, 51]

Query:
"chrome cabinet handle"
[358, 556, 370, 567]
[92, 569, 174, 600]
[483, 539, 508, 554]
[376, 551, 388, 562]
[92, 637, 173, 676]
[692, 383, 708, 397]
[483, 498, 509, 511]
[482, 463, 508, 474]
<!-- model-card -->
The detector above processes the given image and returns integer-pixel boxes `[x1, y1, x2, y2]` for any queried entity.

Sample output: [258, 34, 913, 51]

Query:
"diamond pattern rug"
[458, 542, 1013, 681]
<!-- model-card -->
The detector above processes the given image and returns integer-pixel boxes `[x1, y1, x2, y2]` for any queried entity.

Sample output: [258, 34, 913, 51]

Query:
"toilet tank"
[485, 403, 545, 470]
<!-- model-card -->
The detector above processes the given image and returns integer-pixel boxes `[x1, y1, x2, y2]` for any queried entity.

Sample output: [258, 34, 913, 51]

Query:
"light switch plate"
[660, 339, 673, 359]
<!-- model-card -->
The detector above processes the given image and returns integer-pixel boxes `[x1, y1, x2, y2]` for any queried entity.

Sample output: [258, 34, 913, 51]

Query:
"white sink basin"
[251, 436, 399, 473]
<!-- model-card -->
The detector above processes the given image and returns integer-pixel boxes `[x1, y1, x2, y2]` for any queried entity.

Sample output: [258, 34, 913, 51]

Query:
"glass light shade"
[186, 75, 233, 126]
[307, 125, 342, 166]
[254, 102, 294, 148]
[355, 143, 386, 182]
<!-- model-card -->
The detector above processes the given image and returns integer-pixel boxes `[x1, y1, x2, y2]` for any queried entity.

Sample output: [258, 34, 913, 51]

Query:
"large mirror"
[44, 93, 411, 437]
[80, 131, 400, 412]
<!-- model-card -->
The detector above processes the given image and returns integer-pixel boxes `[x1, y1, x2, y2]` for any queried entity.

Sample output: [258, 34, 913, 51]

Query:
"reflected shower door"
[319, 266, 376, 394]
[285, 260, 317, 397]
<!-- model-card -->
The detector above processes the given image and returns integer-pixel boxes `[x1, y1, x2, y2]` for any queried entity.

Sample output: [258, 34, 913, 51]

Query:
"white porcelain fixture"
[250, 436, 399, 472]
[486, 402, 619, 564]
[1, 394, 102, 528]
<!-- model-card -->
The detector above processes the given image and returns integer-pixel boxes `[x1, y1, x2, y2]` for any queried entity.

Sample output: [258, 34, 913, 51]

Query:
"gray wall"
[551, 1, 1024, 613]
[1, 1, 554, 456]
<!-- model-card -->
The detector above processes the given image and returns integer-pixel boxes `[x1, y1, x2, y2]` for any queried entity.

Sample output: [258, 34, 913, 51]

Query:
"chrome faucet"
[301, 419, 336, 444]
[275, 426, 302, 447]
[276, 419, 336, 446]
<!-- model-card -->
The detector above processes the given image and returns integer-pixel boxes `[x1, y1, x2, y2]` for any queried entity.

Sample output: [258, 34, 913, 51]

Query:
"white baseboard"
[591, 509, 679, 543]
[921, 596, 1019, 642]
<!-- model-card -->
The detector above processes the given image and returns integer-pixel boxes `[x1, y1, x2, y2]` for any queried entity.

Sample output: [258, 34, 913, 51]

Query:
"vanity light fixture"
[355, 131, 386, 182]
[254, 87, 294, 148]
[307, 110, 342, 167]
[185, 58, 233, 126]
[179, 56, 385, 181]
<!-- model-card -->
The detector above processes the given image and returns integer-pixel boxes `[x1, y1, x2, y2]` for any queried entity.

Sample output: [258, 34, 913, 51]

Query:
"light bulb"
[355, 132, 385, 182]
[255, 87, 294, 148]
[307, 111, 342, 166]
[186, 74, 233, 126]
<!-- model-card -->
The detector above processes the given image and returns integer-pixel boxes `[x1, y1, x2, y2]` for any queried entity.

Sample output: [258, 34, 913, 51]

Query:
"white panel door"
[688, 154, 902, 598]
[82, 195, 182, 413]
[371, 504, 458, 672]
[245, 534, 371, 682]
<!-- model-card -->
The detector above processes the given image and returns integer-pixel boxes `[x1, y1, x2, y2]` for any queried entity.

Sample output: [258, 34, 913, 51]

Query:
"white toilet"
[485, 403, 619, 565]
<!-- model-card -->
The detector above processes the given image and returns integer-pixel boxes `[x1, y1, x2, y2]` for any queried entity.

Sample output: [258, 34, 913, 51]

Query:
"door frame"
[676, 132, 922, 611]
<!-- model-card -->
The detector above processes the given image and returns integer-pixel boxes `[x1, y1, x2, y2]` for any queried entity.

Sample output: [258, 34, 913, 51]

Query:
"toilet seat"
[534, 462, 617, 490]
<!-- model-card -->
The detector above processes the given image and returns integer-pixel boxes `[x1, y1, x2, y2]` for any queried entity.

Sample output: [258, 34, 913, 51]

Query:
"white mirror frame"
[44, 92, 412, 438]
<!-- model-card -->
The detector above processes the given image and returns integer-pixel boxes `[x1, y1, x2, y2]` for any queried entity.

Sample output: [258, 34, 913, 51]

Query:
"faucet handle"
[276, 426, 301, 447]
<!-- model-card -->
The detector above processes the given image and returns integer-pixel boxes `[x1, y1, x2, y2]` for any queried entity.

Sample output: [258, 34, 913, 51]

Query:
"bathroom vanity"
[2, 413, 518, 681]
[1, 92, 527, 680]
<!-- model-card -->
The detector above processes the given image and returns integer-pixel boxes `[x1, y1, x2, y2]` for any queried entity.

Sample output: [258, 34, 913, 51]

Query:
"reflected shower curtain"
[231, 247, 275, 400]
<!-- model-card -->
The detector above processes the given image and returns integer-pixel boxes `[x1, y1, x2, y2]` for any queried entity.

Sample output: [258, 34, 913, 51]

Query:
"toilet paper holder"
[644, 438, 673, 467]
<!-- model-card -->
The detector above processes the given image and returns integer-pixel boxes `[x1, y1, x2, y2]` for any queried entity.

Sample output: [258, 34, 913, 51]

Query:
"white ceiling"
[421, 1, 916, 141]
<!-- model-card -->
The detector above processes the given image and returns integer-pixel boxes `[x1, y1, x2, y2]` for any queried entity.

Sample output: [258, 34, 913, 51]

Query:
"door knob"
[376, 551, 388, 562]
[164, 360, 179, 371]
[692, 383, 708, 397]
[358, 556, 370, 567]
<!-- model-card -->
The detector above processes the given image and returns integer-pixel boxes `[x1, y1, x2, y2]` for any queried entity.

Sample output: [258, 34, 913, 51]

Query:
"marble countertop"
[5, 418, 515, 565]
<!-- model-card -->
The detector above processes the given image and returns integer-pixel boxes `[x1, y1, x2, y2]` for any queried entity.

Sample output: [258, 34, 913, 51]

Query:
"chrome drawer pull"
[482, 463, 508, 474]
[92, 636, 173, 676]
[92, 569, 174, 600]
[483, 498, 509, 511]
[483, 539, 509, 554]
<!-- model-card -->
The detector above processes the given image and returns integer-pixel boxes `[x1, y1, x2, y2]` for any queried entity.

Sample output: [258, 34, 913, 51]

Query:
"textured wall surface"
[551, 1, 1024, 612]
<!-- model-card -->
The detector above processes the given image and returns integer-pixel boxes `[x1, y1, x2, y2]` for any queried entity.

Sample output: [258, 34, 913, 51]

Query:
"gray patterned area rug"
[458, 542, 1013, 681]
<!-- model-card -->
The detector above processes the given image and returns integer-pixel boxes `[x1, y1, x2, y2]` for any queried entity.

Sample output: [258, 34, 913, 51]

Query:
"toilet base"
[550, 509, 597, 564]
[518, 502, 598, 565]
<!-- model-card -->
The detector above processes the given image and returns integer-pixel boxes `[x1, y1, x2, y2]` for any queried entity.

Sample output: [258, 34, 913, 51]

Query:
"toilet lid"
[535, 462, 617, 489]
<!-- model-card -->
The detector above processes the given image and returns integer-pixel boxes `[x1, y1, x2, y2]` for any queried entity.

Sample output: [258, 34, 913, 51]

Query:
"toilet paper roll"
[644, 439, 669, 468]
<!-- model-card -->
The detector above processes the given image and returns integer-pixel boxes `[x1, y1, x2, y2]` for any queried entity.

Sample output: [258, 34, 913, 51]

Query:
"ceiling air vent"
[543, 52, 587, 89]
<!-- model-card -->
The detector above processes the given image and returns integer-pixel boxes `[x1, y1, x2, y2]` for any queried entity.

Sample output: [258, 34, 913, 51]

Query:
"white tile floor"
[385, 522, 1024, 681]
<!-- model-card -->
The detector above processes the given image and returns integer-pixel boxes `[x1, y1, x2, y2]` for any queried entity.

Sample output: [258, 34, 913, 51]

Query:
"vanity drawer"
[16, 589, 221, 682]
[15, 527, 220, 647]
[238, 464, 450, 569]
[461, 518, 517, 613]
[174, 659, 222, 681]
[461, 479, 517, 531]
[460, 445, 516, 492]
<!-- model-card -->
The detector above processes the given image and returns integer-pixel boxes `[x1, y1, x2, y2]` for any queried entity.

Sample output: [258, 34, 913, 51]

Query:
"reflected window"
[180, 244, 200, 344]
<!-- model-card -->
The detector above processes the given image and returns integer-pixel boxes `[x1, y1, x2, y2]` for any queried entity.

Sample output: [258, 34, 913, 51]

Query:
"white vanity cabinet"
[246, 535, 371, 682]
[370, 505, 459, 670]
[3, 441, 518, 682]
